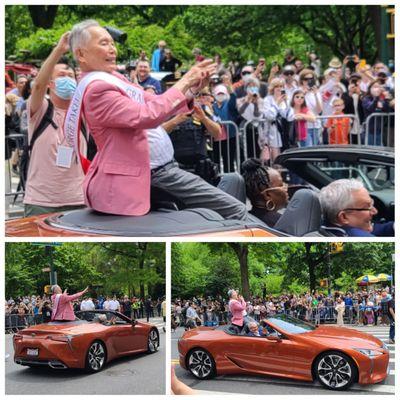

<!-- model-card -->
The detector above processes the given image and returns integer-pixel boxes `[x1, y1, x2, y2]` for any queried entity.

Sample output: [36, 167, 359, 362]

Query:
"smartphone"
[308, 78, 315, 88]
[281, 89, 286, 95]
[259, 58, 265, 65]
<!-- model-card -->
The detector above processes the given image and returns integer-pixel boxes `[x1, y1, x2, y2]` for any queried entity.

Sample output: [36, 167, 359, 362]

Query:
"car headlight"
[354, 348, 383, 358]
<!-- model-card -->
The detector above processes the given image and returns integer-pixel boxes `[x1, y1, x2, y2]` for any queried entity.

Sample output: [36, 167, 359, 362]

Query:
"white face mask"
[216, 94, 228, 103]
[371, 88, 381, 97]
[242, 74, 252, 83]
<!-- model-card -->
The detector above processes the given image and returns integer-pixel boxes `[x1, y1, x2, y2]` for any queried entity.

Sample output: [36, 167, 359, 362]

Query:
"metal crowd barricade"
[364, 112, 394, 147]
[241, 119, 269, 160]
[5, 132, 26, 216]
[315, 114, 358, 144]
[5, 313, 44, 333]
[211, 120, 241, 173]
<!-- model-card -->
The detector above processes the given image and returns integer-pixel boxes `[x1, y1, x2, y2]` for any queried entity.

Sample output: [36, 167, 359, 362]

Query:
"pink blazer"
[229, 298, 246, 326]
[82, 72, 190, 216]
[51, 290, 85, 321]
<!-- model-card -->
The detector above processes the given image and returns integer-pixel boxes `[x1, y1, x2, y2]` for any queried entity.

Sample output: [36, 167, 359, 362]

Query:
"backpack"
[19, 99, 96, 190]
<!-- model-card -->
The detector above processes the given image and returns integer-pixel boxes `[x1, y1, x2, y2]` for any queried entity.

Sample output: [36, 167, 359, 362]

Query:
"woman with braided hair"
[241, 158, 288, 227]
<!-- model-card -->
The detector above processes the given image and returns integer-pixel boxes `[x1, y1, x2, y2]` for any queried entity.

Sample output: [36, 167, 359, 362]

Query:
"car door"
[223, 330, 294, 377]
[109, 322, 147, 354]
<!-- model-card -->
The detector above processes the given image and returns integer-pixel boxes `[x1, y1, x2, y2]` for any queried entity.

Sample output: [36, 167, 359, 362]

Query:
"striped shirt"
[147, 127, 174, 169]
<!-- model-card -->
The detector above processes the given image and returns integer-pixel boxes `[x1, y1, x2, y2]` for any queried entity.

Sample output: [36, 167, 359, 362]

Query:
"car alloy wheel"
[148, 329, 159, 353]
[188, 349, 215, 379]
[86, 341, 106, 372]
[316, 352, 354, 390]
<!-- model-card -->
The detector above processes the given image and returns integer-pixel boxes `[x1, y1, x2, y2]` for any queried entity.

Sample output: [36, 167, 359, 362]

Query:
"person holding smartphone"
[261, 78, 294, 163]
[298, 69, 323, 145]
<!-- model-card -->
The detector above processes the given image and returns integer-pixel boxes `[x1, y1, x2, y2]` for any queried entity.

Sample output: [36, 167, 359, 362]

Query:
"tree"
[28, 6, 58, 29]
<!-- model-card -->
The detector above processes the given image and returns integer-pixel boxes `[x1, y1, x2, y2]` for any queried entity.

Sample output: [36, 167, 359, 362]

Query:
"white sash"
[63, 71, 145, 170]
[51, 293, 62, 320]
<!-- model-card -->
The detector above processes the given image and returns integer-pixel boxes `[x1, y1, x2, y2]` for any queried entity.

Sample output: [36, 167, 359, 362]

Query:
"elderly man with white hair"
[64, 20, 247, 221]
[51, 284, 89, 321]
[319, 179, 394, 237]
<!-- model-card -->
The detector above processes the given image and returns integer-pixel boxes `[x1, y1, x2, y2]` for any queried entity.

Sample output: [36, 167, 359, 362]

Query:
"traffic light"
[44, 285, 52, 295]
[330, 242, 344, 253]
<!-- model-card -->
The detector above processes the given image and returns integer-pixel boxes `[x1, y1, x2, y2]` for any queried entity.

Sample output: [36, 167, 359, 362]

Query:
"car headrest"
[217, 173, 247, 204]
[274, 189, 321, 236]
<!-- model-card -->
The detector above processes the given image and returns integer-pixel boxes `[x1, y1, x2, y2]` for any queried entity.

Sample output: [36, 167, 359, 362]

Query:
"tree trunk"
[138, 243, 148, 299]
[305, 243, 316, 292]
[28, 6, 58, 29]
[228, 243, 250, 300]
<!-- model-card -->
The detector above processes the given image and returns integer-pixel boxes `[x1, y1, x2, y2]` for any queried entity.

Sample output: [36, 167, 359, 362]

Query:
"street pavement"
[5, 317, 166, 395]
[171, 324, 395, 395]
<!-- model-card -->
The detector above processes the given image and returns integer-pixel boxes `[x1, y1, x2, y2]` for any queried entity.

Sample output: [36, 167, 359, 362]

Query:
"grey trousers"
[151, 162, 247, 221]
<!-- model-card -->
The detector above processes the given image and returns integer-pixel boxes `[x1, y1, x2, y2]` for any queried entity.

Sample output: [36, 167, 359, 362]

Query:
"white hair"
[319, 179, 365, 223]
[244, 76, 260, 88]
[51, 285, 60, 294]
[69, 19, 101, 60]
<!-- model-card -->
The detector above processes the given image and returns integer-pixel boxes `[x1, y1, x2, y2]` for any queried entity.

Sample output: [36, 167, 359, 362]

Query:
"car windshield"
[267, 314, 316, 334]
[314, 161, 394, 191]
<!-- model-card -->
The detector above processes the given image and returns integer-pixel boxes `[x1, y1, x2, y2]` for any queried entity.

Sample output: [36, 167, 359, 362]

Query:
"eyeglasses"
[304, 77, 313, 80]
[334, 103, 344, 107]
[242, 71, 252, 76]
[284, 71, 294, 76]
[343, 202, 376, 213]
[295, 95, 305, 99]
[261, 183, 288, 193]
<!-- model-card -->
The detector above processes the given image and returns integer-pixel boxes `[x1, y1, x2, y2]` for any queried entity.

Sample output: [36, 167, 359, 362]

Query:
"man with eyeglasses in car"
[319, 179, 394, 237]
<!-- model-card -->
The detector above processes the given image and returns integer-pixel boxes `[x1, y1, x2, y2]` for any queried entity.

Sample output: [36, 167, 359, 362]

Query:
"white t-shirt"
[146, 127, 174, 169]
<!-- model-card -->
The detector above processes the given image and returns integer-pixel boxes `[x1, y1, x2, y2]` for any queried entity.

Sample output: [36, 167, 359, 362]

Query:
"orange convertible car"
[178, 314, 389, 390]
[13, 310, 160, 372]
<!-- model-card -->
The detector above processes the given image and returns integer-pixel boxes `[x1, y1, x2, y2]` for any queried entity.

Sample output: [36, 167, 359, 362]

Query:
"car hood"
[301, 325, 383, 348]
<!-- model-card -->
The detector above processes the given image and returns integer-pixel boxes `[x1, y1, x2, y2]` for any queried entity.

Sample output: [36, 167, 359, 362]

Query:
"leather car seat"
[274, 189, 322, 236]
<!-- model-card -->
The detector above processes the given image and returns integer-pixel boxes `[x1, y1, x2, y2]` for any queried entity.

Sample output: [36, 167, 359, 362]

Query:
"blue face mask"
[247, 86, 259, 95]
[54, 77, 77, 100]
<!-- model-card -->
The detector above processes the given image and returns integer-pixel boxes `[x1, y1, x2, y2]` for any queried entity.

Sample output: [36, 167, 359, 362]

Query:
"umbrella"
[356, 274, 379, 285]
[376, 273, 392, 282]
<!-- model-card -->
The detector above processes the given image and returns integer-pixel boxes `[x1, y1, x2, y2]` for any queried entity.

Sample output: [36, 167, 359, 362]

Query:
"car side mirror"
[266, 334, 282, 342]
[131, 320, 137, 327]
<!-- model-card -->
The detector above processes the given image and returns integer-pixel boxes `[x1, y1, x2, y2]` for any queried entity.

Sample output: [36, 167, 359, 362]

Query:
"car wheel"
[147, 329, 159, 353]
[187, 348, 216, 380]
[85, 341, 106, 373]
[314, 351, 357, 390]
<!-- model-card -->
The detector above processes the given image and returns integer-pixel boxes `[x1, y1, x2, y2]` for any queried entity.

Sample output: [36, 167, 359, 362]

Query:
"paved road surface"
[171, 324, 395, 395]
[6, 317, 166, 395]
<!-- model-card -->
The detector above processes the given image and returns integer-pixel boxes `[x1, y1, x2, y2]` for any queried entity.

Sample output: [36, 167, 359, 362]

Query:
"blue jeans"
[389, 321, 395, 340]
[298, 128, 319, 147]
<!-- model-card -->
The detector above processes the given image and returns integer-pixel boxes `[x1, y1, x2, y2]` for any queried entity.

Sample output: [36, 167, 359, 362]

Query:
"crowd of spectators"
[5, 293, 165, 330]
[4, 34, 395, 237]
[172, 286, 395, 331]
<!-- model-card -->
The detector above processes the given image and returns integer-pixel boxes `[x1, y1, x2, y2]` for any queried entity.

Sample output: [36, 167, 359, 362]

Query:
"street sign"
[42, 267, 51, 272]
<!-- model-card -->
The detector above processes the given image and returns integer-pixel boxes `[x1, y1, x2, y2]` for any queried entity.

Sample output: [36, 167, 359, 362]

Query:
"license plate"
[27, 348, 38, 356]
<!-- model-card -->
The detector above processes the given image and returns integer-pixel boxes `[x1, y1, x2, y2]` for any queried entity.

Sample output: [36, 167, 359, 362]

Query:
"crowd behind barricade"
[5, 294, 165, 332]
[5, 43, 395, 197]
[4, 25, 395, 238]
[172, 286, 395, 330]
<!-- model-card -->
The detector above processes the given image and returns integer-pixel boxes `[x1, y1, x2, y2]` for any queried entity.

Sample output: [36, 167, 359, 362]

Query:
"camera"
[210, 74, 221, 84]
[104, 26, 127, 44]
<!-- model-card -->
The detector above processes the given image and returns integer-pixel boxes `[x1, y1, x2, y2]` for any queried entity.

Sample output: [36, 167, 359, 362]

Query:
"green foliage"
[5, 243, 165, 299]
[6, 5, 379, 65]
[172, 242, 394, 298]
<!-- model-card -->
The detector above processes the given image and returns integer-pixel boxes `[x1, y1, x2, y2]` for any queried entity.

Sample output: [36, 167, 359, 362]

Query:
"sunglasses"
[284, 71, 294, 76]
[295, 95, 305, 99]
[261, 183, 288, 193]
[242, 71, 252, 76]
